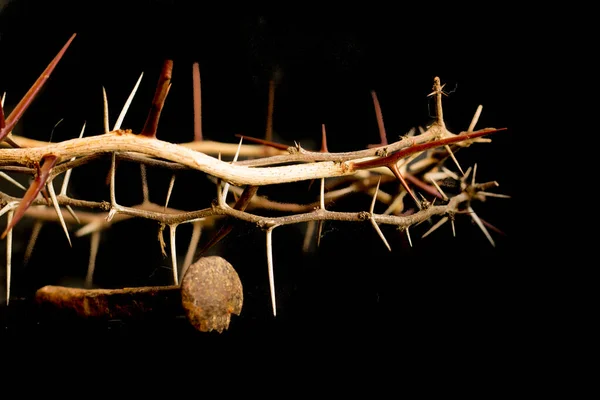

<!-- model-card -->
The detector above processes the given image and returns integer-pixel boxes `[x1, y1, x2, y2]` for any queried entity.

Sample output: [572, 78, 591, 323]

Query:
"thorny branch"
[0, 33, 509, 316]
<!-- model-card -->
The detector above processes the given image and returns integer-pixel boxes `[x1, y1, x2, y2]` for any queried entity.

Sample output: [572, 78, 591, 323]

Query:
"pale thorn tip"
[0, 201, 19, 219]
[370, 176, 382, 214]
[23, 220, 43, 266]
[222, 136, 244, 203]
[463, 166, 472, 182]
[319, 178, 326, 210]
[479, 191, 511, 199]
[468, 105, 483, 132]
[406, 226, 413, 247]
[182, 221, 202, 277]
[266, 226, 277, 317]
[85, 231, 101, 288]
[6, 210, 14, 305]
[422, 216, 448, 239]
[472, 163, 478, 187]
[445, 145, 464, 176]
[47, 180, 72, 247]
[429, 177, 448, 201]
[75, 220, 106, 237]
[169, 224, 179, 285]
[65, 205, 81, 225]
[316, 220, 324, 248]
[164, 174, 176, 211]
[468, 206, 495, 247]
[369, 177, 390, 250]
[451, 218, 456, 237]
[0, 171, 26, 191]
[109, 153, 117, 206]
[113, 72, 144, 131]
[302, 220, 316, 253]
[370, 219, 391, 251]
[441, 166, 460, 180]
[60, 121, 86, 196]
[102, 87, 109, 134]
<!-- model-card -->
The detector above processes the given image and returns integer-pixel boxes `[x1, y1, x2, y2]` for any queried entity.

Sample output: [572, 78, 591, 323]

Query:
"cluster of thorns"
[0, 33, 509, 316]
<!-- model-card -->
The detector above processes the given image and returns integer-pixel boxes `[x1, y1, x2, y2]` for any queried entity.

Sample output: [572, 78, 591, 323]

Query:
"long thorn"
[85, 231, 101, 288]
[6, 210, 13, 305]
[370, 219, 391, 251]
[266, 226, 277, 317]
[367, 90, 387, 147]
[222, 136, 244, 203]
[64, 205, 80, 225]
[468, 105, 483, 132]
[389, 163, 421, 209]
[369, 177, 391, 251]
[422, 216, 449, 239]
[429, 177, 448, 201]
[321, 124, 329, 152]
[114, 72, 144, 131]
[164, 174, 176, 211]
[0, 33, 77, 143]
[320, 178, 326, 210]
[23, 220, 43, 266]
[102, 87, 109, 133]
[1, 154, 58, 240]
[468, 206, 495, 247]
[316, 220, 324, 248]
[109, 153, 117, 206]
[0, 92, 5, 129]
[303, 220, 316, 252]
[353, 128, 506, 171]
[47, 180, 72, 246]
[193, 62, 202, 141]
[170, 224, 179, 285]
[182, 221, 202, 277]
[370, 177, 382, 214]
[0, 171, 26, 191]
[266, 78, 275, 142]
[140, 164, 149, 204]
[445, 145, 464, 176]
[60, 122, 86, 196]
[140, 59, 173, 138]
[406, 226, 413, 247]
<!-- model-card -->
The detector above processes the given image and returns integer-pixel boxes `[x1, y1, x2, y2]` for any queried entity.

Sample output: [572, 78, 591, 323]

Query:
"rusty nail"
[34, 256, 243, 333]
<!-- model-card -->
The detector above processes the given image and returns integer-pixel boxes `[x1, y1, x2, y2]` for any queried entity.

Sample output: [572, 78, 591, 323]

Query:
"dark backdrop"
[0, 2, 522, 346]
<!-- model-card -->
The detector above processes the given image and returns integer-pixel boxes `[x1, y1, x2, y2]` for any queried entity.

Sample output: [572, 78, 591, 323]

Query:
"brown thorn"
[353, 128, 507, 171]
[1, 154, 59, 239]
[0, 33, 77, 144]
[192, 62, 202, 141]
[234, 134, 289, 150]
[0, 99, 5, 129]
[140, 59, 173, 138]
[367, 90, 388, 148]
[388, 163, 421, 209]
[321, 124, 329, 153]
[266, 78, 275, 142]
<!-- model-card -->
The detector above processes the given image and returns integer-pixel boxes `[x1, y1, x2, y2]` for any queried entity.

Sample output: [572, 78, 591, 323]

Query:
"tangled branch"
[0, 33, 509, 318]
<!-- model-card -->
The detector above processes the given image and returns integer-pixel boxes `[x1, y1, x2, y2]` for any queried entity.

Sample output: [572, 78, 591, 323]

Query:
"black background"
[0, 1, 523, 347]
